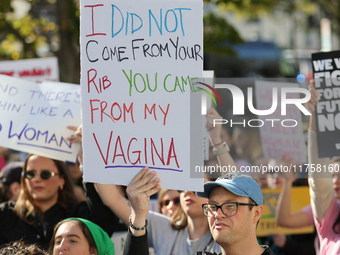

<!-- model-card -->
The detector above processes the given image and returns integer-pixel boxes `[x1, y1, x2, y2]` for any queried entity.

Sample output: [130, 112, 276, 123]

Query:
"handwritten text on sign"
[312, 50, 340, 157]
[80, 0, 203, 190]
[0, 75, 81, 162]
[0, 57, 59, 82]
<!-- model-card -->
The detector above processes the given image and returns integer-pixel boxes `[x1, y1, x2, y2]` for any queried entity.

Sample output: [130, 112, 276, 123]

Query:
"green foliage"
[204, 13, 244, 55]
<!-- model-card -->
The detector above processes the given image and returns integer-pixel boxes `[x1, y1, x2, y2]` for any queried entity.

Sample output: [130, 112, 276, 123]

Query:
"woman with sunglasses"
[121, 167, 221, 255]
[158, 189, 181, 217]
[0, 132, 119, 249]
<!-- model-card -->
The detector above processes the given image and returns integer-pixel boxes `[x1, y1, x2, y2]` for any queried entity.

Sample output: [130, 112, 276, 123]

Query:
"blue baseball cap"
[196, 172, 263, 205]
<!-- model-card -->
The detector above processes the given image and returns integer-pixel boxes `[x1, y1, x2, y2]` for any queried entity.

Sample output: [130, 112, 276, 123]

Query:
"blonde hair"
[170, 205, 187, 230]
[157, 189, 169, 213]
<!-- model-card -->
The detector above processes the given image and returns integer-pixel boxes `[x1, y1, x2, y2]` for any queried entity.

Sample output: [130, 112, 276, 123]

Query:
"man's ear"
[253, 205, 263, 223]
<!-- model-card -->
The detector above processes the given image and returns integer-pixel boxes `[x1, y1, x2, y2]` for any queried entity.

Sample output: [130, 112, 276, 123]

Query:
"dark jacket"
[0, 183, 119, 250]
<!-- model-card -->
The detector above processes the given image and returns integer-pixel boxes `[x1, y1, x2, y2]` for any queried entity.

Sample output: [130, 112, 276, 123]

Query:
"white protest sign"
[0, 57, 59, 82]
[80, 0, 204, 190]
[255, 81, 307, 164]
[0, 75, 81, 162]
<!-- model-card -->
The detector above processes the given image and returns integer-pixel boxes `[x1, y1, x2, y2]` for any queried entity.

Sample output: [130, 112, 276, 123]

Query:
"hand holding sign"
[67, 125, 83, 164]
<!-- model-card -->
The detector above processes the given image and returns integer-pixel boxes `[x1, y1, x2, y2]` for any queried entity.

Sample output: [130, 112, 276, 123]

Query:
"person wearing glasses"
[0, 152, 119, 249]
[196, 172, 274, 255]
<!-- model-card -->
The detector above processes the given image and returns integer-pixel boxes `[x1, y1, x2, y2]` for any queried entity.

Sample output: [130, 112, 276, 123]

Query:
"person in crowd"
[157, 189, 181, 217]
[107, 108, 231, 255]
[0, 240, 47, 255]
[0, 147, 10, 172]
[253, 157, 270, 189]
[123, 167, 221, 255]
[203, 158, 222, 182]
[259, 158, 316, 255]
[231, 125, 262, 167]
[0, 161, 24, 203]
[123, 108, 260, 255]
[66, 161, 86, 202]
[123, 166, 222, 255]
[196, 172, 274, 255]
[305, 79, 340, 254]
[275, 169, 319, 255]
[123, 170, 274, 255]
[0, 127, 121, 249]
[49, 218, 114, 255]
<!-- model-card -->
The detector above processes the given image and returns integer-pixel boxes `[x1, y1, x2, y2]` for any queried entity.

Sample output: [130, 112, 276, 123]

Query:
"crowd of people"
[0, 80, 339, 255]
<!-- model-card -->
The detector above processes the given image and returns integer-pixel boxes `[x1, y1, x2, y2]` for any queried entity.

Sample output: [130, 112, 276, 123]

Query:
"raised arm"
[275, 178, 312, 228]
[274, 155, 312, 228]
[67, 125, 133, 226]
[307, 80, 333, 222]
[206, 108, 238, 171]
[123, 168, 160, 255]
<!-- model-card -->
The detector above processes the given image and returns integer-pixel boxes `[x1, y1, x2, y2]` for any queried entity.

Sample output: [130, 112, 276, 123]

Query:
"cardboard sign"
[255, 81, 307, 164]
[0, 57, 59, 82]
[80, 0, 204, 190]
[312, 50, 340, 157]
[257, 186, 314, 237]
[0, 75, 81, 162]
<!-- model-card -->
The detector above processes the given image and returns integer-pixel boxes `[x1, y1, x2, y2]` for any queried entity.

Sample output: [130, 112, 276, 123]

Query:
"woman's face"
[67, 162, 82, 181]
[53, 221, 95, 255]
[160, 190, 180, 217]
[25, 155, 64, 206]
[180, 190, 208, 218]
[266, 172, 284, 189]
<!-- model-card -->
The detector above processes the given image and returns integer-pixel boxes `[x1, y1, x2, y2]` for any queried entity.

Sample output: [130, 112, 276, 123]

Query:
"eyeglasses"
[22, 170, 59, 180]
[160, 197, 180, 208]
[202, 202, 256, 217]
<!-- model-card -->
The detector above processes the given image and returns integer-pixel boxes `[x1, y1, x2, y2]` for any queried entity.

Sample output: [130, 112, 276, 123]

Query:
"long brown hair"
[14, 154, 78, 224]
[49, 219, 97, 255]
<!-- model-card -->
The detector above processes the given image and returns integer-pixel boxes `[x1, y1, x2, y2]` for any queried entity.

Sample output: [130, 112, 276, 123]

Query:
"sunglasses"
[22, 170, 59, 180]
[160, 197, 180, 208]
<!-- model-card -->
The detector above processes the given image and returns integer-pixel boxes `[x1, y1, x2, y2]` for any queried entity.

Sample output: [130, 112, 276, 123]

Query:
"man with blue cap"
[196, 172, 274, 255]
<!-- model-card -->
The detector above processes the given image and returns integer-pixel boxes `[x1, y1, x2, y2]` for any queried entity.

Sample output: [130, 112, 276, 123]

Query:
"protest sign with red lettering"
[80, 0, 204, 190]
[0, 57, 59, 82]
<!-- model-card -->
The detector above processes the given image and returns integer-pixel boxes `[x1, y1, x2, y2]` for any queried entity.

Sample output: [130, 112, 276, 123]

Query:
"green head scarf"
[66, 218, 114, 255]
